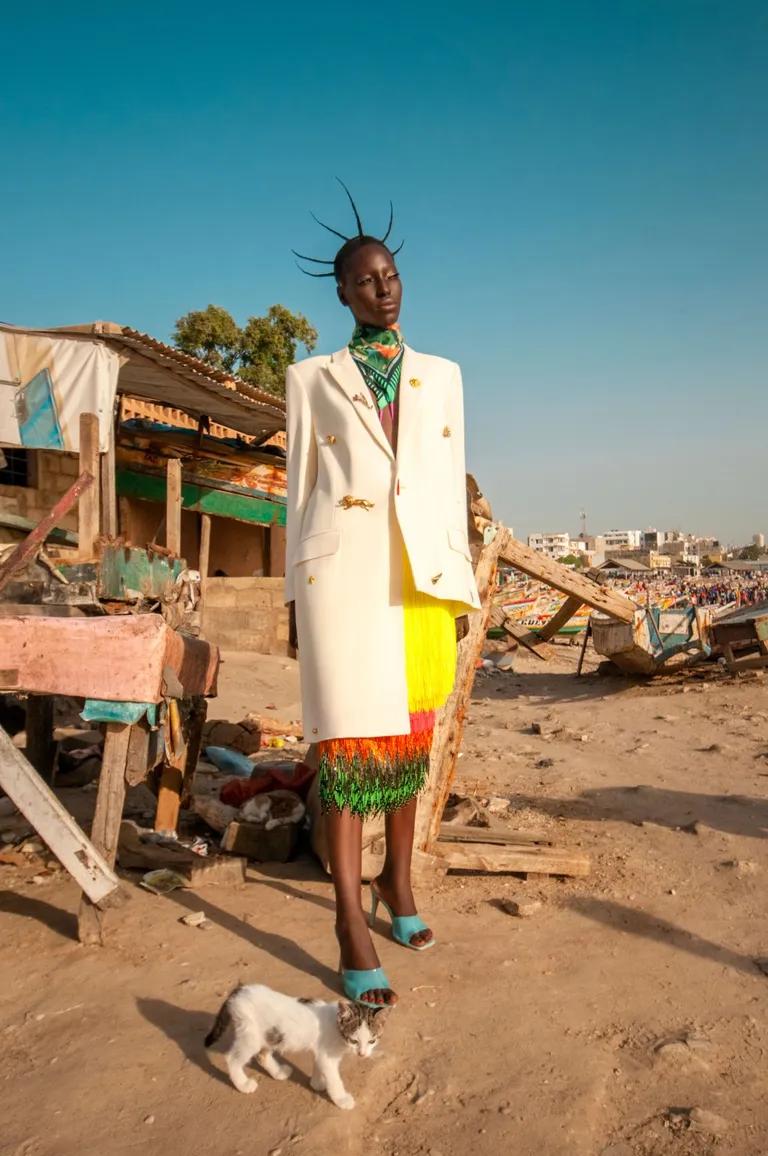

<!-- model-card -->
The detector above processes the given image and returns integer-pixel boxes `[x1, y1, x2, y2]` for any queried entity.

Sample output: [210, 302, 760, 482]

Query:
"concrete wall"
[0, 450, 80, 539]
[201, 576, 290, 654]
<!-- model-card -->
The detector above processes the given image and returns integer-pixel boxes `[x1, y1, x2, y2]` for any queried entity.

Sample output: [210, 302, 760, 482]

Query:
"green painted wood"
[97, 544, 185, 600]
[116, 469, 286, 527]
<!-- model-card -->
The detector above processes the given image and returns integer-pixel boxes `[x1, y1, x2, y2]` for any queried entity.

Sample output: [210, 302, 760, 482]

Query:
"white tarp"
[0, 330, 122, 453]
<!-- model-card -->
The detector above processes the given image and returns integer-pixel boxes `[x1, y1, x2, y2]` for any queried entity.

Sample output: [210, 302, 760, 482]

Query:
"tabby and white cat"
[205, 984, 389, 1110]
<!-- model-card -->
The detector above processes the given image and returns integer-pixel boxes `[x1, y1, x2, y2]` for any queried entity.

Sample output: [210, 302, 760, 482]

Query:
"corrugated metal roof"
[3, 321, 286, 440]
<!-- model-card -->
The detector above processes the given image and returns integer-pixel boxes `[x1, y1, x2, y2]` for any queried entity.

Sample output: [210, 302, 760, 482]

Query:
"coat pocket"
[447, 527, 472, 562]
[294, 529, 341, 565]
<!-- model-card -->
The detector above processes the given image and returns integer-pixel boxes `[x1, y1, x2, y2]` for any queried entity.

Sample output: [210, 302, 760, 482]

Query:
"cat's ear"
[368, 1005, 392, 1031]
[337, 1000, 360, 1030]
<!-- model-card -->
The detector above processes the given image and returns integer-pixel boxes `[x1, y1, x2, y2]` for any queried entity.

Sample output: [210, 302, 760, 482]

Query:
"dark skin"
[288, 242, 467, 1004]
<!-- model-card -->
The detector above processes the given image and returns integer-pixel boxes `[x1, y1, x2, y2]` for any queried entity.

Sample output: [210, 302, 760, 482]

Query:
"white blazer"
[285, 344, 480, 742]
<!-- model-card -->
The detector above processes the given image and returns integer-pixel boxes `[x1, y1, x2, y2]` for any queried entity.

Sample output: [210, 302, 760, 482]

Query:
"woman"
[286, 187, 480, 1007]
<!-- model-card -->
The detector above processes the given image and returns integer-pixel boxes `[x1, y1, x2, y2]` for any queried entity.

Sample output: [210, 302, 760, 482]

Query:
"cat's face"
[336, 1001, 390, 1058]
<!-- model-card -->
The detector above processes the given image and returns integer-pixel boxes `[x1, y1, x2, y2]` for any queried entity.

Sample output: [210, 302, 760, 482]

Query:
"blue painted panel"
[15, 369, 64, 449]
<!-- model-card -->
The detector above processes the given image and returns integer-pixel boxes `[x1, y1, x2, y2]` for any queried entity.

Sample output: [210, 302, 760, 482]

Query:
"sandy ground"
[1, 646, 767, 1156]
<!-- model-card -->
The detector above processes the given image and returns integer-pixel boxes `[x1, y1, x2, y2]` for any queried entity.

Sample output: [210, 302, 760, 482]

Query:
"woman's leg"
[375, 797, 433, 947]
[325, 807, 397, 1004]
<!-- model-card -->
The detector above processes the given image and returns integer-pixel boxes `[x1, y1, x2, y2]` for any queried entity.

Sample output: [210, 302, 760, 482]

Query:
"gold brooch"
[442, 426, 451, 437]
[326, 435, 337, 444]
[339, 495, 374, 511]
[308, 575, 316, 584]
[352, 393, 373, 409]
[409, 377, 421, 388]
[431, 572, 443, 584]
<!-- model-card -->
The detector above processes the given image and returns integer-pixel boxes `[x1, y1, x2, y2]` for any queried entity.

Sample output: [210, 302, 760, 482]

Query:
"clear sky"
[2, 1, 766, 544]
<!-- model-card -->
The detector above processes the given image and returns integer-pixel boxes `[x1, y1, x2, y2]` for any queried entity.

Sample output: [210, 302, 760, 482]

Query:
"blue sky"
[2, 1, 766, 543]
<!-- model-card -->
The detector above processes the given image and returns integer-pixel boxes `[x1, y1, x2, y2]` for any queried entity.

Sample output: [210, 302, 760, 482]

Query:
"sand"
[1, 646, 767, 1156]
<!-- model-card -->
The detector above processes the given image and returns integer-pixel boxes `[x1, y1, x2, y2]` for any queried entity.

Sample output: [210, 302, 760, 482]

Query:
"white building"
[602, 529, 642, 551]
[528, 532, 571, 559]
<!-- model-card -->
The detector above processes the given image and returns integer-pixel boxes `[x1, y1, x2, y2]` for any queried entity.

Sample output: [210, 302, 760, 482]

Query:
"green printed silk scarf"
[348, 323, 404, 408]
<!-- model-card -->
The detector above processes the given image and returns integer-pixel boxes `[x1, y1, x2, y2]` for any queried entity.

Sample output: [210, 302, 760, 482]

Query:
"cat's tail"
[205, 991, 236, 1048]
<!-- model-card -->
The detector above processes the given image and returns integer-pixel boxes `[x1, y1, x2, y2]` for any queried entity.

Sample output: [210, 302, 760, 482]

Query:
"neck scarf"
[348, 323, 404, 409]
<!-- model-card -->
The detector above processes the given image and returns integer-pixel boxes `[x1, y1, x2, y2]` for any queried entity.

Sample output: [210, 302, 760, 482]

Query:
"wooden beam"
[433, 841, 590, 877]
[116, 468, 286, 527]
[101, 435, 118, 539]
[199, 514, 211, 600]
[495, 528, 636, 623]
[439, 823, 553, 847]
[78, 413, 101, 560]
[415, 530, 503, 852]
[534, 594, 584, 641]
[78, 722, 131, 944]
[0, 471, 94, 596]
[0, 725, 120, 906]
[166, 458, 182, 555]
[502, 621, 551, 660]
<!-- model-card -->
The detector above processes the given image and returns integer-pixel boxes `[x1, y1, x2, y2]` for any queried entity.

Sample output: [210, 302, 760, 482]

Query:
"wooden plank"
[439, 823, 553, 847]
[503, 621, 551, 660]
[25, 695, 55, 782]
[534, 594, 584, 641]
[0, 471, 94, 596]
[495, 528, 636, 623]
[166, 458, 182, 555]
[0, 615, 219, 701]
[199, 514, 211, 600]
[434, 841, 591, 877]
[116, 468, 286, 527]
[101, 440, 118, 538]
[78, 413, 101, 560]
[0, 725, 120, 905]
[153, 697, 205, 834]
[78, 723, 130, 944]
[415, 530, 504, 852]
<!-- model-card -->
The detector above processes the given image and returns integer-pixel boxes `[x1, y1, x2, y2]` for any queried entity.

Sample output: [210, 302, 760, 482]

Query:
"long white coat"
[285, 344, 480, 742]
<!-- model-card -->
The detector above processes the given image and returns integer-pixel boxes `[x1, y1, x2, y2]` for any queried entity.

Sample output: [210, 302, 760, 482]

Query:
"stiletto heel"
[368, 890, 380, 928]
[369, 883, 436, 952]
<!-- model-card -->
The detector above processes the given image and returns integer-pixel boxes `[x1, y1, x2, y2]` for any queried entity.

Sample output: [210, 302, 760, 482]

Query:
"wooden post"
[166, 458, 182, 556]
[534, 594, 584, 641]
[100, 429, 118, 539]
[78, 413, 101, 561]
[198, 514, 211, 599]
[78, 722, 131, 945]
[25, 695, 55, 782]
[415, 530, 503, 853]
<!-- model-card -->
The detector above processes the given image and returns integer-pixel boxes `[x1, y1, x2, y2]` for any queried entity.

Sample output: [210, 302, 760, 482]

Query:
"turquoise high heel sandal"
[369, 884, 436, 951]
[338, 959, 396, 1008]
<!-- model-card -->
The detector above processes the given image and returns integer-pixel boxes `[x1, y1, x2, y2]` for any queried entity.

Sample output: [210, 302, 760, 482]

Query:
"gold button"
[431, 572, 442, 584]
[312, 728, 318, 735]
[442, 426, 451, 437]
[409, 377, 421, 388]
[308, 575, 316, 584]
[326, 435, 337, 444]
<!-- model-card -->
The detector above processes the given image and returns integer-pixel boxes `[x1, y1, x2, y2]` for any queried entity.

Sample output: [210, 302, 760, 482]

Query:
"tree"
[739, 544, 761, 561]
[173, 304, 317, 398]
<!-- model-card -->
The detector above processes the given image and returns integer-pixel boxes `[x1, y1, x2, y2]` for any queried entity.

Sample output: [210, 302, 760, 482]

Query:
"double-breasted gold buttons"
[442, 426, 451, 437]
[308, 575, 316, 584]
[409, 377, 421, 388]
[326, 434, 337, 445]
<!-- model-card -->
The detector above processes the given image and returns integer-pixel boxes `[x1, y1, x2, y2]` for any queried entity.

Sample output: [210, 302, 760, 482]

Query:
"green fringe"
[318, 754, 428, 818]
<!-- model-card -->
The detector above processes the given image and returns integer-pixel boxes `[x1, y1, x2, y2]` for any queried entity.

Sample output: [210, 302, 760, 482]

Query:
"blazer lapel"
[325, 346, 394, 460]
[395, 344, 424, 467]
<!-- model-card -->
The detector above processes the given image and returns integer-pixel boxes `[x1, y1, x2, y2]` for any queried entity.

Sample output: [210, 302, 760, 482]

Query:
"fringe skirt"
[317, 552, 460, 818]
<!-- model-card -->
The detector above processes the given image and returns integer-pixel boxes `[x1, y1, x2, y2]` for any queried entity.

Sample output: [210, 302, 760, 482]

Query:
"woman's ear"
[336, 283, 348, 307]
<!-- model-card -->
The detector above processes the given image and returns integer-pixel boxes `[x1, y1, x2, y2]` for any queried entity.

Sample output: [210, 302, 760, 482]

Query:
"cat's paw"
[273, 1062, 292, 1081]
[233, 1076, 258, 1094]
[332, 1093, 356, 1111]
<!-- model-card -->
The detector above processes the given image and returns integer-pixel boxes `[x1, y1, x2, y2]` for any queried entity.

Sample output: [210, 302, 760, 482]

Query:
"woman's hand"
[455, 614, 469, 642]
[289, 601, 299, 651]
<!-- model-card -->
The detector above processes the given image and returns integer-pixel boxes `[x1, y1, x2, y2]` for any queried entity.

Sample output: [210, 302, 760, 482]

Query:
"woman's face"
[337, 243, 402, 328]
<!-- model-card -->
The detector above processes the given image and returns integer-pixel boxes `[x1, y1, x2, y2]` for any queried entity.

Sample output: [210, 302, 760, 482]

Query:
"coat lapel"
[325, 346, 394, 460]
[395, 344, 424, 467]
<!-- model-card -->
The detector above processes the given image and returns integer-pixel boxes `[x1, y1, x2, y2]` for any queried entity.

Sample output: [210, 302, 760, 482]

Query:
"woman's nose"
[376, 279, 391, 297]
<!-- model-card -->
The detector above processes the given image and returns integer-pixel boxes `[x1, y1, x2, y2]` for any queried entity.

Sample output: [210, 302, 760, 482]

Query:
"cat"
[205, 984, 389, 1110]
[238, 789, 305, 831]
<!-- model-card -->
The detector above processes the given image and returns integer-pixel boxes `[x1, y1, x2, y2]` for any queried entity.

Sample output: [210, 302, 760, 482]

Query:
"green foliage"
[560, 553, 587, 568]
[739, 544, 762, 561]
[173, 304, 317, 398]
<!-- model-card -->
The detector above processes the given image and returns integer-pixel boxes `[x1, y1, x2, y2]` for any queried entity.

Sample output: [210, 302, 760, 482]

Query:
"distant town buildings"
[527, 524, 726, 570]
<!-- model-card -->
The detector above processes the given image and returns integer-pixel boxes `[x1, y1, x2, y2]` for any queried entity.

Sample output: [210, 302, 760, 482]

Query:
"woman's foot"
[335, 912, 398, 1006]
[372, 874, 434, 948]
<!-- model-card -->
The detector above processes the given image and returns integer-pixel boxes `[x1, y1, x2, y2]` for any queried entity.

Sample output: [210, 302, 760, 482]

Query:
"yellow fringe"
[402, 550, 460, 715]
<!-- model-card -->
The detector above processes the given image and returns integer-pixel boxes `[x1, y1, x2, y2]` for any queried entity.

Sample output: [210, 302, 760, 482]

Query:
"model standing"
[286, 185, 480, 1006]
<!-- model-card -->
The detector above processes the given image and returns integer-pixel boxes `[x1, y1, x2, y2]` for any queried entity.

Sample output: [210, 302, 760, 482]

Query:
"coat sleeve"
[284, 365, 317, 604]
[450, 363, 470, 538]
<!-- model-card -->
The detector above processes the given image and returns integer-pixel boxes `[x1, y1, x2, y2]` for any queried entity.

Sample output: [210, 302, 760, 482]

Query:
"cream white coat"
[285, 344, 480, 742]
